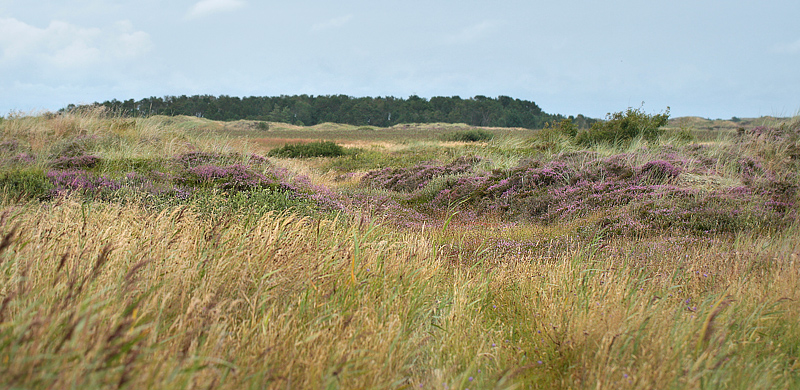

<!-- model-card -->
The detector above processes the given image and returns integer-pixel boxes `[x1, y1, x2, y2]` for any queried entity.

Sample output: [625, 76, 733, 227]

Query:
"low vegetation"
[576, 106, 670, 146]
[442, 129, 495, 142]
[0, 107, 798, 389]
[267, 140, 346, 158]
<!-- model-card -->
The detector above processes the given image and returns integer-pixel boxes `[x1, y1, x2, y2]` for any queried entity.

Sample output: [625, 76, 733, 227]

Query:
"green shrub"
[0, 169, 53, 200]
[267, 141, 346, 158]
[442, 129, 494, 142]
[552, 118, 579, 138]
[576, 106, 669, 146]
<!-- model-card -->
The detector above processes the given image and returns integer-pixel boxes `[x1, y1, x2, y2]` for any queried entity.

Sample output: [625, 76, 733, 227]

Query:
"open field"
[1, 109, 799, 389]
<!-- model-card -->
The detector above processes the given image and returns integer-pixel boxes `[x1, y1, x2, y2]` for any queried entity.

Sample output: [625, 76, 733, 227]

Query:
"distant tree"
[86, 94, 587, 129]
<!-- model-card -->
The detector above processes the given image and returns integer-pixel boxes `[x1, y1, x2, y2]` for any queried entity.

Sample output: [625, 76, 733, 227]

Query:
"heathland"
[0, 107, 798, 389]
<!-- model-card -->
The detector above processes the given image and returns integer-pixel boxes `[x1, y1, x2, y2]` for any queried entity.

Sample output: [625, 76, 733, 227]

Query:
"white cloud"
[115, 31, 153, 58]
[774, 38, 800, 54]
[186, 0, 245, 20]
[0, 17, 152, 68]
[51, 40, 103, 68]
[0, 17, 47, 60]
[311, 15, 353, 33]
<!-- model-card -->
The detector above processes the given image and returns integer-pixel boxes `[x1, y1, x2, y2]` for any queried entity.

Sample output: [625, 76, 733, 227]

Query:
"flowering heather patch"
[49, 154, 101, 169]
[601, 188, 792, 235]
[278, 172, 346, 211]
[47, 169, 120, 194]
[583, 154, 635, 181]
[358, 152, 797, 236]
[4, 153, 36, 165]
[0, 140, 20, 153]
[182, 164, 277, 191]
[361, 156, 480, 192]
[738, 122, 800, 143]
[248, 153, 267, 165]
[737, 120, 800, 161]
[638, 160, 682, 183]
[736, 156, 764, 178]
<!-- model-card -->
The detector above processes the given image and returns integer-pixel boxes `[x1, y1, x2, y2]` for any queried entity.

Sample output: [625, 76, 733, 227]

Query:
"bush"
[361, 156, 480, 192]
[0, 169, 54, 200]
[551, 118, 579, 138]
[180, 164, 276, 191]
[174, 151, 246, 168]
[442, 129, 494, 142]
[576, 106, 669, 146]
[268, 141, 346, 158]
[638, 160, 682, 184]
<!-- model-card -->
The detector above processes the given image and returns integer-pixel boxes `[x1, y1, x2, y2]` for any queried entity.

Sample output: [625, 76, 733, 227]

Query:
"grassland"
[1, 108, 798, 389]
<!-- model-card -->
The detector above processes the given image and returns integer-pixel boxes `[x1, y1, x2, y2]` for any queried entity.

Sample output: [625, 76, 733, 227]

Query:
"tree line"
[70, 95, 596, 129]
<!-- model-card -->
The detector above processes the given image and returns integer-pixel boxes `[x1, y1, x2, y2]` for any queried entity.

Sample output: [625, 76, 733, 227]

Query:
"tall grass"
[0, 198, 798, 389]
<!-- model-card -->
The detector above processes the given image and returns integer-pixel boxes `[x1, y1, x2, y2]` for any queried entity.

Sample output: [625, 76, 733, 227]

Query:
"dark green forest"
[71, 95, 595, 129]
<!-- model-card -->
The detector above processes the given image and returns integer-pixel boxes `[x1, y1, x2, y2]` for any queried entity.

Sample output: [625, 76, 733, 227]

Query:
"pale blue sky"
[1, 0, 799, 119]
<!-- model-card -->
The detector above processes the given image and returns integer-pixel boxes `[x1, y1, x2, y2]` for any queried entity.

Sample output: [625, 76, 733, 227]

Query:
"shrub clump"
[405, 152, 794, 236]
[268, 141, 346, 158]
[361, 156, 480, 192]
[181, 164, 276, 191]
[50, 154, 101, 169]
[442, 129, 494, 142]
[551, 118, 579, 138]
[638, 160, 682, 183]
[576, 106, 669, 146]
[47, 169, 121, 195]
[0, 169, 53, 199]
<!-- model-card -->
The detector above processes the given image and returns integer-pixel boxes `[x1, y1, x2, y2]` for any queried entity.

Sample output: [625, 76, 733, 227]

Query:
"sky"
[1, 0, 799, 119]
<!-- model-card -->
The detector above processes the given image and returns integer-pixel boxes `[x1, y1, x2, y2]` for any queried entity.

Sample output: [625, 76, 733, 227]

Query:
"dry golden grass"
[1, 197, 798, 389]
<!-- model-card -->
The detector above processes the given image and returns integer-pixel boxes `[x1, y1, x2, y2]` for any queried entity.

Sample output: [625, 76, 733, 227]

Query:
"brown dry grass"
[1, 197, 798, 389]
